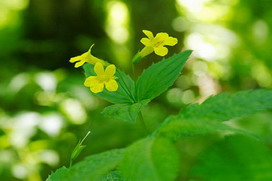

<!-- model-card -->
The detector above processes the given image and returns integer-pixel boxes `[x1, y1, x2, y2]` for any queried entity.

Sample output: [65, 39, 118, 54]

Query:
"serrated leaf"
[48, 149, 124, 181]
[119, 137, 179, 181]
[136, 50, 192, 101]
[179, 89, 272, 122]
[46, 167, 69, 181]
[190, 136, 272, 181]
[83, 64, 135, 104]
[154, 116, 259, 141]
[101, 100, 149, 123]
[153, 89, 272, 141]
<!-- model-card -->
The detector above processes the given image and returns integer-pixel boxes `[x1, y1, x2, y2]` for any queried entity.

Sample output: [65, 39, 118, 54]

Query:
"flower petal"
[105, 64, 116, 77]
[90, 83, 104, 93]
[143, 30, 154, 39]
[84, 76, 99, 87]
[155, 32, 169, 41]
[69, 55, 81, 63]
[75, 60, 85, 68]
[94, 62, 105, 75]
[88, 44, 95, 52]
[165, 37, 178, 46]
[86, 44, 105, 65]
[139, 46, 154, 57]
[154, 46, 168, 56]
[105, 79, 118, 92]
[140, 38, 151, 46]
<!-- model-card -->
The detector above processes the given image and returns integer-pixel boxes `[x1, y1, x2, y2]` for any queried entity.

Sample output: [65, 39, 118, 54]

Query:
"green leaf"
[180, 89, 272, 122]
[83, 64, 135, 104]
[190, 136, 272, 181]
[101, 100, 149, 123]
[154, 89, 272, 141]
[154, 116, 259, 141]
[136, 50, 192, 101]
[119, 137, 179, 181]
[48, 149, 124, 181]
[46, 167, 69, 181]
[99, 170, 127, 181]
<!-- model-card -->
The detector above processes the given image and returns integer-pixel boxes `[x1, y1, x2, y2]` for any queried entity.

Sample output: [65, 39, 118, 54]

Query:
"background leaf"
[154, 89, 272, 141]
[83, 64, 136, 104]
[101, 100, 149, 123]
[190, 136, 272, 181]
[136, 50, 192, 101]
[154, 116, 259, 141]
[119, 137, 180, 181]
[180, 89, 272, 122]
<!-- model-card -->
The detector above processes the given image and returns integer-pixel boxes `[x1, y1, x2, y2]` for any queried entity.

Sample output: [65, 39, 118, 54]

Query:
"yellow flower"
[139, 30, 178, 57]
[69, 44, 106, 68]
[84, 62, 118, 93]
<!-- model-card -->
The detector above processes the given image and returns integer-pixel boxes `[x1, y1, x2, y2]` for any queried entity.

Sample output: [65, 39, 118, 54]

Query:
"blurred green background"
[0, 0, 272, 180]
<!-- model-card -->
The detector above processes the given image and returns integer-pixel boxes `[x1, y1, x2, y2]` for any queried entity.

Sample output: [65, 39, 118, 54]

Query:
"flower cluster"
[69, 30, 177, 94]
[69, 45, 118, 93]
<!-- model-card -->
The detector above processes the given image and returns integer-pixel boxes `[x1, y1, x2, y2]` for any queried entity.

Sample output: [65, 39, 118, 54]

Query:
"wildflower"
[84, 62, 118, 93]
[69, 44, 106, 68]
[139, 30, 178, 57]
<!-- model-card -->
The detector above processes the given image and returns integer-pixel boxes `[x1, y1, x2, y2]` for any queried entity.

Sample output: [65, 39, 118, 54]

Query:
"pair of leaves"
[85, 51, 192, 122]
[84, 50, 192, 104]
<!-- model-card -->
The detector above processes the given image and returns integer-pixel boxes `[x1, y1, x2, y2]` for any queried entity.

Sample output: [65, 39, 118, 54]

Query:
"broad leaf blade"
[136, 50, 192, 101]
[119, 137, 179, 181]
[180, 89, 272, 122]
[154, 116, 259, 141]
[101, 100, 149, 123]
[83, 64, 135, 104]
[190, 136, 272, 180]
[154, 89, 272, 141]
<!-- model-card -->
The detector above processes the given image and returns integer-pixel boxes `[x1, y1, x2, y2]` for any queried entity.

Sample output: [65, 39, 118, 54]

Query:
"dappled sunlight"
[1, 0, 272, 180]
[60, 98, 87, 125]
[106, 1, 129, 44]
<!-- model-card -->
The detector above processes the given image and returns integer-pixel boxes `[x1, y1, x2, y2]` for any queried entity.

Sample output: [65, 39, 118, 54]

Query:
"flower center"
[99, 75, 110, 82]
[153, 40, 164, 47]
